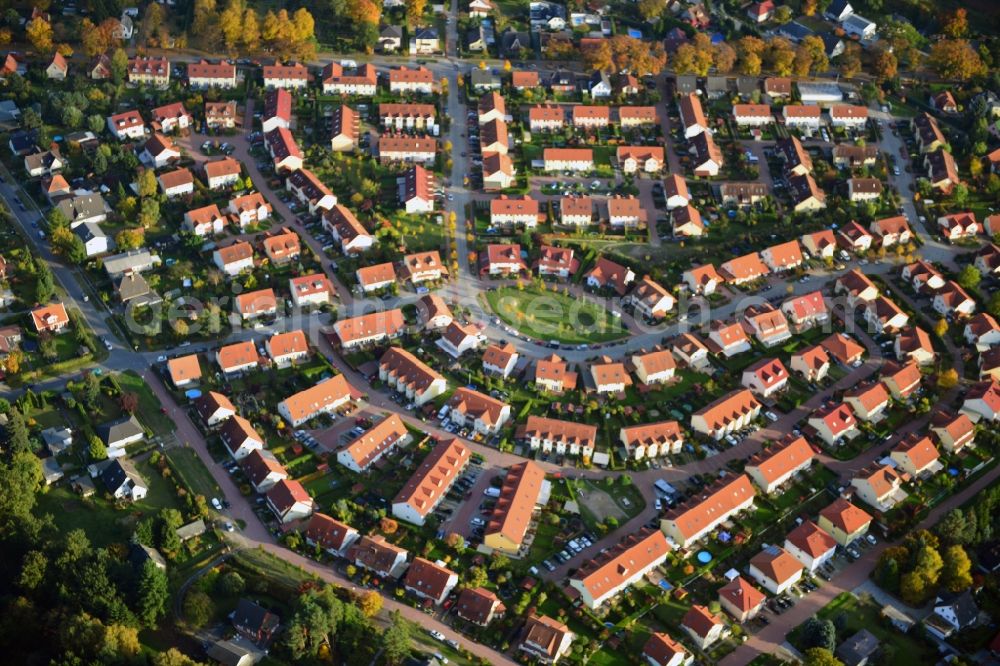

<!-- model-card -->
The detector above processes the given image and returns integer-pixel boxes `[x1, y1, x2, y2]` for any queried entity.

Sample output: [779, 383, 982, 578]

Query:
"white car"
[428, 630, 446, 641]
[471, 517, 485, 527]
[211, 497, 223, 511]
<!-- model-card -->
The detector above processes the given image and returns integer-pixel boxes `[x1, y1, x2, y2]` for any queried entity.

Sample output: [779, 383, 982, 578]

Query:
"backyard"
[484, 285, 628, 344]
[788, 592, 938, 663]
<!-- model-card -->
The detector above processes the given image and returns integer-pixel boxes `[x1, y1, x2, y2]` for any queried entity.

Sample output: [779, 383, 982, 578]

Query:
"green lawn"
[165, 447, 222, 499]
[788, 592, 938, 663]
[484, 286, 628, 344]
[116, 371, 177, 436]
[35, 459, 184, 548]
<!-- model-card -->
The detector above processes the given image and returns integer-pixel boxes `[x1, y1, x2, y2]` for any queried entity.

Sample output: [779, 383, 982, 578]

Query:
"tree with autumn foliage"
[928, 39, 986, 81]
[736, 36, 766, 76]
[765, 37, 796, 76]
[26, 17, 53, 53]
[584, 36, 666, 76]
[405, 0, 427, 26]
[713, 41, 737, 73]
[802, 0, 818, 16]
[941, 9, 968, 38]
[870, 42, 898, 82]
[673, 34, 713, 76]
[838, 43, 863, 78]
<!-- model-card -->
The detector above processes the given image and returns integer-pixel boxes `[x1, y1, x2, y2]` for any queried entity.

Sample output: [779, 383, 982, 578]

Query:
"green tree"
[937, 509, 967, 544]
[110, 48, 128, 84]
[18, 550, 48, 592]
[182, 590, 214, 628]
[801, 617, 836, 651]
[89, 436, 108, 461]
[137, 559, 170, 626]
[0, 453, 43, 534]
[956, 264, 981, 290]
[139, 198, 160, 228]
[218, 571, 246, 596]
[5, 407, 32, 454]
[83, 371, 102, 410]
[34, 262, 55, 303]
[381, 610, 412, 665]
[987, 291, 1000, 318]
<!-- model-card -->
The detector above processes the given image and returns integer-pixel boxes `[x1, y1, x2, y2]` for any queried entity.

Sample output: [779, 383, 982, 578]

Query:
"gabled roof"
[682, 605, 722, 638]
[455, 587, 504, 625]
[379, 347, 444, 395]
[403, 557, 457, 599]
[746, 435, 813, 486]
[486, 460, 546, 547]
[785, 520, 837, 557]
[821, 332, 865, 364]
[339, 412, 409, 470]
[266, 478, 312, 513]
[216, 340, 258, 370]
[892, 433, 939, 472]
[393, 437, 470, 518]
[811, 401, 856, 436]
[220, 414, 262, 452]
[447, 387, 509, 426]
[194, 391, 235, 422]
[750, 545, 803, 585]
[242, 449, 287, 488]
[662, 474, 756, 540]
[845, 381, 890, 412]
[268, 330, 308, 358]
[693, 389, 760, 431]
[819, 498, 872, 534]
[571, 528, 670, 600]
[279, 375, 354, 424]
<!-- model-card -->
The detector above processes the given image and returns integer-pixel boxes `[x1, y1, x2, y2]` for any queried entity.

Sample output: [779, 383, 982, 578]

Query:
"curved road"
[0, 32, 983, 666]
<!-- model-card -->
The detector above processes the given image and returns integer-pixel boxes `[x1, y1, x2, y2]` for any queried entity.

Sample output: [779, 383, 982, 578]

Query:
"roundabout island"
[482, 284, 630, 346]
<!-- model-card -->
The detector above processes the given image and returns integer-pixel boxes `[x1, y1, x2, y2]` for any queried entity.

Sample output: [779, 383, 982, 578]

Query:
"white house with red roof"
[748, 545, 803, 595]
[891, 433, 943, 478]
[745, 435, 814, 494]
[851, 465, 908, 511]
[681, 605, 725, 650]
[784, 521, 837, 573]
[266, 479, 315, 523]
[808, 402, 859, 446]
[642, 632, 692, 666]
[303, 513, 359, 557]
[790, 344, 831, 382]
[741, 357, 789, 398]
[403, 558, 459, 605]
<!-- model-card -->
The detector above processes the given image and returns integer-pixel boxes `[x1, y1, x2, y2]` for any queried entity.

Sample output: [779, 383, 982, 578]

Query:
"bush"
[217, 571, 246, 596]
[183, 590, 214, 628]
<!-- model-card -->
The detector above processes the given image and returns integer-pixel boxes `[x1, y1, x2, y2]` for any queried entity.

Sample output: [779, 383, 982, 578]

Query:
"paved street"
[0, 35, 987, 666]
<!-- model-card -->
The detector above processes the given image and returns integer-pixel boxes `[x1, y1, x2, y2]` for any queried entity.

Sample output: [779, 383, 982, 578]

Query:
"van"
[437, 405, 450, 420]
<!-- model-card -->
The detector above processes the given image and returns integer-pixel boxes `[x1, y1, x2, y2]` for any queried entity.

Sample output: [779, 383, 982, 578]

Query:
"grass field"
[116, 371, 177, 436]
[484, 286, 628, 344]
[35, 459, 184, 547]
[165, 447, 222, 499]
